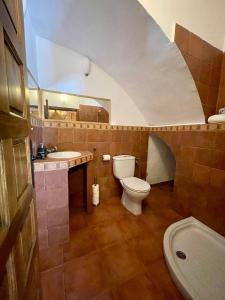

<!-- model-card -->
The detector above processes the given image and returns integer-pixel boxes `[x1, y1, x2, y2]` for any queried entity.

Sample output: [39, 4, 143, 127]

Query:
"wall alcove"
[147, 134, 176, 187]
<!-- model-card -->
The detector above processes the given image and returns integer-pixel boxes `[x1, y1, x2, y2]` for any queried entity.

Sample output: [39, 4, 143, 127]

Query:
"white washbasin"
[47, 151, 81, 159]
[208, 114, 225, 123]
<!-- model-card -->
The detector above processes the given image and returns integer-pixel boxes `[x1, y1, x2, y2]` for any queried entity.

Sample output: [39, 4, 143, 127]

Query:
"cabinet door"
[0, 0, 40, 299]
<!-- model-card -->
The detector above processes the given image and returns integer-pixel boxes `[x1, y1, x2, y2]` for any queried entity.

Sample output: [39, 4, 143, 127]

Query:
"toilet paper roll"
[103, 154, 111, 161]
[92, 184, 99, 206]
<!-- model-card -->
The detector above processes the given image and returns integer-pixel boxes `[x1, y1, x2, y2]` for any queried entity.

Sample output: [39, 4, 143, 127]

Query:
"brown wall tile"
[58, 128, 74, 143]
[43, 127, 58, 147]
[175, 24, 223, 121]
[194, 148, 213, 166]
[192, 164, 211, 186]
[174, 24, 189, 52]
[152, 129, 225, 236]
[211, 150, 225, 170]
[210, 168, 225, 188]
[217, 53, 225, 110]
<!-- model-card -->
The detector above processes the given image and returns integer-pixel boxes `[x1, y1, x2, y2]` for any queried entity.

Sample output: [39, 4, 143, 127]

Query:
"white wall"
[23, 9, 38, 81]
[138, 0, 225, 51]
[147, 135, 176, 184]
[36, 37, 147, 126]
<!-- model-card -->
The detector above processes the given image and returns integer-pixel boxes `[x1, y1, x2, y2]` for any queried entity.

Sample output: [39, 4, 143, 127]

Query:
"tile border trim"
[33, 153, 93, 172]
[42, 120, 225, 132]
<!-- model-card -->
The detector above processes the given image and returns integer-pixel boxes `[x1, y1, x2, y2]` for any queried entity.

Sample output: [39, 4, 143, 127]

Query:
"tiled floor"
[41, 185, 184, 300]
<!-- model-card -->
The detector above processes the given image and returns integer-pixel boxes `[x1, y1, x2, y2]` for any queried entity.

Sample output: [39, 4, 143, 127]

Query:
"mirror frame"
[40, 88, 111, 124]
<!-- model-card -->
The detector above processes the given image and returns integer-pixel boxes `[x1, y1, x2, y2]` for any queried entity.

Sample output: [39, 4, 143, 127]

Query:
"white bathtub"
[163, 217, 225, 300]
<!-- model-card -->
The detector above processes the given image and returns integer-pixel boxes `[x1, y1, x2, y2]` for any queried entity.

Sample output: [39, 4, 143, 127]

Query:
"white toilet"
[113, 155, 151, 215]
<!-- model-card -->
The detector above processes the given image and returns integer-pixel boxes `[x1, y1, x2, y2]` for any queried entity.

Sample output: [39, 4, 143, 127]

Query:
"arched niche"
[147, 134, 176, 186]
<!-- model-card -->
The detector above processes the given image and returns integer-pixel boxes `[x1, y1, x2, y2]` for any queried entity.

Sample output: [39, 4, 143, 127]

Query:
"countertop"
[33, 150, 93, 172]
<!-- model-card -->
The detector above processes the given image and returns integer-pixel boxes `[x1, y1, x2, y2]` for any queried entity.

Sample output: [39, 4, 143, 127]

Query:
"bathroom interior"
[0, 0, 225, 299]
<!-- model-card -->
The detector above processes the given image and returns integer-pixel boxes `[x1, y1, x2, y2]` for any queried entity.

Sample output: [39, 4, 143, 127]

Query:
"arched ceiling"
[27, 0, 205, 125]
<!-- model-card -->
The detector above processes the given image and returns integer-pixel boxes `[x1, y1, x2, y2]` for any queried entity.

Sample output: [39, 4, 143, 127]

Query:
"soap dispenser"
[37, 143, 47, 159]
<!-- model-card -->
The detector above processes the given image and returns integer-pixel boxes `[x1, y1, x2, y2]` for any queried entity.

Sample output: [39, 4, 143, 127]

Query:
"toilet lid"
[122, 177, 150, 193]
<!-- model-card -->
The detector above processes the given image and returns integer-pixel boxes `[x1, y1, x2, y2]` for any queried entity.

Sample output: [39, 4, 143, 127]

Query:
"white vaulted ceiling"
[27, 0, 205, 126]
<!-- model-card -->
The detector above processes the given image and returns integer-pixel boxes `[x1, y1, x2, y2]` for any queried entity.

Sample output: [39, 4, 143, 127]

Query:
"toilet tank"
[113, 155, 135, 179]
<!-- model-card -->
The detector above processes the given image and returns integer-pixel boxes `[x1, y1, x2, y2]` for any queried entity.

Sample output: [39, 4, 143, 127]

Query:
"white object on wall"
[147, 135, 176, 184]
[103, 154, 111, 161]
[82, 57, 91, 76]
[208, 114, 225, 124]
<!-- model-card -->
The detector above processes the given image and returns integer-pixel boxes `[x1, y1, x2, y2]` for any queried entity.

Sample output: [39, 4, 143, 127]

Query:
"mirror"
[42, 90, 110, 123]
[28, 70, 41, 118]
[27, 71, 111, 123]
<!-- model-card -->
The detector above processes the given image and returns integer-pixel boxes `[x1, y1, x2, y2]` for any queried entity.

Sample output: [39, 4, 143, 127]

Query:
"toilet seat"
[122, 177, 150, 193]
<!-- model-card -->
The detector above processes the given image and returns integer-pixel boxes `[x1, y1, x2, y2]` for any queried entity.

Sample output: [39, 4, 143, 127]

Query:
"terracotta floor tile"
[86, 205, 112, 225]
[105, 202, 130, 220]
[112, 273, 162, 300]
[145, 188, 173, 211]
[127, 235, 163, 266]
[103, 196, 121, 205]
[63, 227, 96, 261]
[64, 252, 109, 300]
[152, 227, 167, 245]
[146, 259, 184, 300]
[140, 211, 172, 232]
[93, 221, 125, 249]
[117, 214, 151, 240]
[100, 241, 145, 286]
[158, 208, 183, 223]
[91, 290, 114, 300]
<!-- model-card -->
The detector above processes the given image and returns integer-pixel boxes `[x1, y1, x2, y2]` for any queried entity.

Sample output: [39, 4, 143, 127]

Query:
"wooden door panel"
[5, 43, 24, 116]
[0, 269, 10, 300]
[0, 26, 8, 113]
[20, 202, 35, 274]
[24, 246, 39, 300]
[14, 235, 24, 296]
[0, 139, 17, 221]
[0, 0, 40, 298]
[14, 202, 36, 296]
[13, 139, 28, 199]
[2, 0, 19, 34]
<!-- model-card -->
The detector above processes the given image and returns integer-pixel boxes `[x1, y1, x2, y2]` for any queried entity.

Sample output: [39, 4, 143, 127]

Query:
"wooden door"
[0, 1, 40, 299]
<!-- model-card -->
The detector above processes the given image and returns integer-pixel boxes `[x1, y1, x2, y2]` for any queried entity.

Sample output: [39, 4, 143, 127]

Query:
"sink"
[208, 114, 225, 123]
[47, 151, 81, 159]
